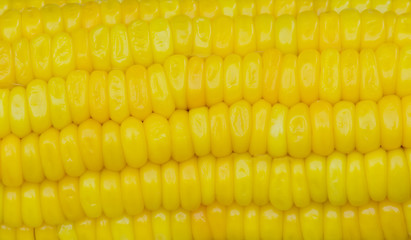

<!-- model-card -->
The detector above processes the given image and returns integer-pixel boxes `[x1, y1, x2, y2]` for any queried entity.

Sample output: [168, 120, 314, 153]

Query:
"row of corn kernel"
[2, 149, 411, 226]
[2, 9, 411, 87]
[55, 201, 411, 240]
[2, 95, 411, 186]
[3, 44, 411, 135]
[1, 0, 410, 25]
[0, 225, 58, 240]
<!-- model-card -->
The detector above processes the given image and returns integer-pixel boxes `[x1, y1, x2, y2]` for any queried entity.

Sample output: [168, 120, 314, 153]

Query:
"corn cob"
[1, 95, 411, 185]
[53, 201, 411, 240]
[1, 45, 410, 138]
[0, 225, 58, 240]
[1, 7, 411, 87]
[1, 149, 411, 225]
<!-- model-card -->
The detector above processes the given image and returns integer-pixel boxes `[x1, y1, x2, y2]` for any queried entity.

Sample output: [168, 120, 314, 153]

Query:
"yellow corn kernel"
[148, 64, 175, 118]
[403, 96, 411, 148]
[107, 70, 129, 123]
[283, 207, 303, 239]
[100, 170, 123, 218]
[81, 2, 101, 29]
[342, 205, 361, 240]
[127, 20, 152, 67]
[198, 155, 215, 205]
[262, 49, 281, 104]
[0, 41, 14, 88]
[126, 65, 152, 120]
[226, 204, 244, 240]
[78, 119, 103, 171]
[254, 14, 275, 51]
[376, 43, 399, 95]
[207, 203, 226, 239]
[26, 80, 51, 134]
[269, 157, 292, 211]
[164, 55, 188, 110]
[100, 0, 121, 25]
[30, 34, 52, 80]
[253, 155, 271, 206]
[66, 70, 90, 124]
[48, 77, 71, 129]
[278, 54, 299, 107]
[102, 121, 126, 171]
[111, 216, 135, 240]
[286, 103, 311, 159]
[319, 11, 341, 51]
[274, 15, 297, 54]
[71, 28, 92, 72]
[340, 9, 361, 50]
[4, 187, 22, 227]
[13, 39, 33, 86]
[341, 49, 360, 103]
[0, 225, 15, 240]
[243, 52, 262, 104]
[296, 11, 319, 52]
[134, 211, 154, 240]
[204, 55, 223, 107]
[192, 17, 212, 57]
[58, 176, 84, 221]
[380, 201, 408, 240]
[161, 161, 180, 211]
[305, 154, 327, 203]
[364, 149, 387, 202]
[189, 107, 210, 157]
[169, 110, 194, 162]
[60, 124, 85, 177]
[160, 0, 181, 19]
[110, 24, 133, 70]
[140, 162, 161, 211]
[210, 103, 232, 157]
[249, 100, 270, 156]
[359, 203, 384, 239]
[152, 209, 171, 240]
[355, 100, 380, 153]
[330, 0, 349, 12]
[187, 57, 206, 109]
[1, 135, 22, 188]
[149, 18, 173, 63]
[41, 4, 63, 35]
[216, 156, 234, 206]
[96, 217, 111, 240]
[397, 46, 411, 97]
[17, 227, 35, 240]
[144, 113, 171, 164]
[59, 223, 77, 240]
[51, 32, 75, 78]
[192, 206, 213, 240]
[379, 95, 402, 150]
[75, 218, 96, 240]
[121, 0, 139, 25]
[327, 152, 347, 206]
[385, 11, 397, 42]
[180, 158, 201, 211]
[0, 10, 21, 42]
[267, 102, 287, 155]
[88, 71, 109, 123]
[320, 49, 341, 104]
[300, 203, 323, 240]
[324, 203, 343, 239]
[291, 158, 310, 208]
[9, 87, 31, 138]
[40, 181, 65, 226]
[274, 0, 296, 16]
[89, 25, 110, 71]
[361, 10, 386, 49]
[121, 167, 144, 216]
[310, 101, 334, 156]
[394, 13, 411, 47]
[260, 205, 283, 239]
[234, 15, 256, 55]
[79, 171, 102, 218]
[21, 133, 44, 183]
[388, 149, 411, 203]
[22, 8, 43, 39]
[297, 49, 320, 105]
[62, 3, 81, 33]
[170, 15, 192, 56]
[120, 117, 148, 168]
[228, 100, 251, 153]
[39, 128, 64, 181]
[223, 54, 242, 105]
[244, 205, 260, 239]
[347, 152, 370, 206]
[212, 16, 234, 57]
[296, 0, 314, 13]
[233, 154, 253, 206]
[360, 49, 383, 101]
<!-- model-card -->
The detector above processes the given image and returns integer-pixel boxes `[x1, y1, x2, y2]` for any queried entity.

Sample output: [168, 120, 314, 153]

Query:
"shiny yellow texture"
[341, 49, 360, 103]
[355, 100, 380, 153]
[140, 162, 162, 211]
[229, 100, 251, 154]
[108, 70, 129, 123]
[310, 101, 334, 156]
[361, 10, 386, 49]
[189, 107, 210, 157]
[89, 25, 110, 71]
[150, 18, 173, 63]
[269, 157, 292, 211]
[319, 11, 341, 50]
[180, 158, 201, 211]
[387, 149, 410, 203]
[274, 15, 297, 54]
[102, 121, 126, 171]
[333, 101, 355, 153]
[9, 87, 31, 138]
[39, 128, 64, 181]
[347, 152, 370, 206]
[66, 70, 89, 124]
[287, 103, 311, 158]
[40, 181, 65, 226]
[48, 77, 71, 129]
[216, 156, 234, 206]
[78, 119, 103, 172]
[306, 154, 327, 203]
[164, 55, 188, 110]
[58, 176, 84, 221]
[360, 49, 383, 101]
[364, 149, 387, 202]
[291, 159, 310, 208]
[144, 113, 171, 164]
[148, 64, 175, 118]
[22, 183, 43, 227]
[170, 110, 194, 162]
[297, 11, 319, 52]
[320, 49, 341, 104]
[327, 152, 347, 206]
[255, 14, 275, 51]
[397, 46, 411, 97]
[210, 103, 232, 157]
[26, 79, 51, 134]
[267, 104, 287, 158]
[126, 65, 152, 121]
[51, 32, 75, 78]
[376, 43, 399, 95]
[297, 49, 320, 105]
[340, 9, 361, 50]
[187, 57, 205, 109]
[162, 160, 179, 211]
[403, 96, 411, 148]
[249, 100, 270, 156]
[278, 54, 299, 107]
[262, 49, 281, 104]
[60, 124, 85, 177]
